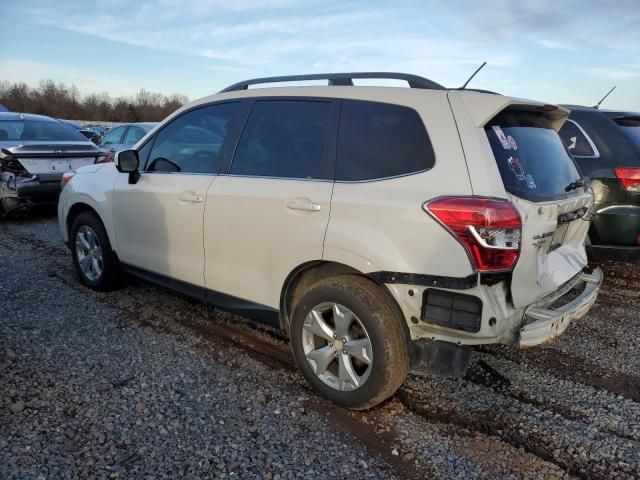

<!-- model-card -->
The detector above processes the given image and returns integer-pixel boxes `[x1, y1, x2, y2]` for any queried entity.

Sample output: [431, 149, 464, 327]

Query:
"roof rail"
[219, 72, 445, 93]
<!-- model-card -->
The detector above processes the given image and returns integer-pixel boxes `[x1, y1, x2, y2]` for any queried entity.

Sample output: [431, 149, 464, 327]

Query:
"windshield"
[615, 118, 640, 149]
[485, 110, 581, 202]
[0, 119, 87, 142]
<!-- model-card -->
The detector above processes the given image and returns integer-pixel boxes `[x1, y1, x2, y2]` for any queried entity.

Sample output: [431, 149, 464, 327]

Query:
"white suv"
[58, 73, 602, 409]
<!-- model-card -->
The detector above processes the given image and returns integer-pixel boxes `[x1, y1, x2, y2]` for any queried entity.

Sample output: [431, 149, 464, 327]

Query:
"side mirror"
[115, 150, 140, 184]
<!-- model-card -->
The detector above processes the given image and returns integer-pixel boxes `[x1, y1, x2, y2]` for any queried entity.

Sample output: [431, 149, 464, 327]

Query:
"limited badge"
[507, 156, 525, 180]
[492, 125, 511, 149]
[525, 174, 536, 189]
[507, 135, 517, 150]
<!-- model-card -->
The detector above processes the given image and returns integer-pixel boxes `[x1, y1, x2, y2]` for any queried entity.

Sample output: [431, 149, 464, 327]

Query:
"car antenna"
[459, 61, 487, 89]
[594, 86, 616, 109]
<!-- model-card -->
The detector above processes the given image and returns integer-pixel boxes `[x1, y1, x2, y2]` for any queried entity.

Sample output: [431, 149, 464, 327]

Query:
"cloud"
[536, 39, 573, 50]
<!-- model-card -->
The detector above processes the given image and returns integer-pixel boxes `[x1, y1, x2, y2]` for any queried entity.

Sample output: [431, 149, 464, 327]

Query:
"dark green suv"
[558, 107, 640, 261]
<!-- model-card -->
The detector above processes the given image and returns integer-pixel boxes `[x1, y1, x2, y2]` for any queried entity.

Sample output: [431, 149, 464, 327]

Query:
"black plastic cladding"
[220, 72, 446, 93]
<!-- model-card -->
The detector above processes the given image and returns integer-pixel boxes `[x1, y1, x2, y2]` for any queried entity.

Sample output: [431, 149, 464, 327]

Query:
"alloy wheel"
[301, 302, 373, 391]
[75, 225, 103, 282]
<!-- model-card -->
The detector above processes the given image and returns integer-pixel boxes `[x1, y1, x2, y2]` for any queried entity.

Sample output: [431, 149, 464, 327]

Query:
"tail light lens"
[96, 152, 113, 164]
[614, 167, 640, 192]
[424, 197, 522, 272]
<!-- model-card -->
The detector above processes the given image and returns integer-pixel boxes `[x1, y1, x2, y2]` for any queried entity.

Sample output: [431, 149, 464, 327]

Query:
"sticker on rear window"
[507, 135, 518, 150]
[492, 126, 511, 149]
[507, 156, 525, 180]
[525, 174, 536, 189]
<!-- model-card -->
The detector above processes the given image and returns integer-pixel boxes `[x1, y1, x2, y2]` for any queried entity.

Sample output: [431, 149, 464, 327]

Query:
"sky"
[1, 0, 639, 110]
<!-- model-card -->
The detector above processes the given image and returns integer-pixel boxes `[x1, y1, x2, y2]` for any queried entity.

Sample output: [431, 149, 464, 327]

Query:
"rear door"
[483, 107, 592, 307]
[203, 98, 337, 309]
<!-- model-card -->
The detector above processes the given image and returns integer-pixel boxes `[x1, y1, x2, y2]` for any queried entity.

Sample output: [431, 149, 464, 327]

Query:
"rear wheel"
[70, 212, 121, 291]
[290, 275, 408, 409]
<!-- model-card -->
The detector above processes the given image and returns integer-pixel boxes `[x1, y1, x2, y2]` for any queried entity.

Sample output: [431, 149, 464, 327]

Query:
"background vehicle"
[96, 122, 157, 163]
[60, 119, 101, 144]
[0, 112, 99, 216]
[559, 107, 640, 261]
[59, 73, 601, 409]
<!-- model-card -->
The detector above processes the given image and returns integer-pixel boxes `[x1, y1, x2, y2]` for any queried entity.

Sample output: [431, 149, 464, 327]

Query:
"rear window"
[0, 119, 86, 142]
[615, 118, 640, 149]
[336, 100, 434, 181]
[485, 110, 581, 202]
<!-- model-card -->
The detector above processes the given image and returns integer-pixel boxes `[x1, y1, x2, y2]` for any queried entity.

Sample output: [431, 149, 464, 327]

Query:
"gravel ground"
[1, 213, 639, 479]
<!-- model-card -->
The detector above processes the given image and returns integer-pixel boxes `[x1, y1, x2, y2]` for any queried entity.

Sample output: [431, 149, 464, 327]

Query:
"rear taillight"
[614, 167, 640, 192]
[96, 152, 113, 164]
[424, 197, 521, 272]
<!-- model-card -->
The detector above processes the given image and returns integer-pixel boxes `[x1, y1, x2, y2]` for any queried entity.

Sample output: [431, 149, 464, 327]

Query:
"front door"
[113, 102, 246, 286]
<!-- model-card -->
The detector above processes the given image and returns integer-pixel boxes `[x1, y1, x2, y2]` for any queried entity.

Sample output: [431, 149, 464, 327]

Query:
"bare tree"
[0, 80, 189, 122]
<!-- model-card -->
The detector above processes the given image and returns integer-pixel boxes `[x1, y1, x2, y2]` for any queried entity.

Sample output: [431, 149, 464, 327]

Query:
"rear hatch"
[484, 106, 593, 307]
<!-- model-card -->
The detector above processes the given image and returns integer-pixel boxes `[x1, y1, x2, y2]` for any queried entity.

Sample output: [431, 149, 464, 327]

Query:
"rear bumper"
[15, 180, 62, 203]
[519, 268, 603, 347]
[1, 176, 62, 210]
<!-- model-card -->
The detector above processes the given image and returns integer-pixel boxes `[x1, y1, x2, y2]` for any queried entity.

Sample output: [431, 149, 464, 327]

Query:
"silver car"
[0, 112, 99, 216]
[97, 122, 157, 163]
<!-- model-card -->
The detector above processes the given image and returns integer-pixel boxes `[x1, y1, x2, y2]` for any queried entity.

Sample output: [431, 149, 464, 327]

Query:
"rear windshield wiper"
[565, 177, 588, 192]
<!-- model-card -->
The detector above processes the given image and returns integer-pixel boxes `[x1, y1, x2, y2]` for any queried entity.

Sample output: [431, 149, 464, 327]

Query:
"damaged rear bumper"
[519, 268, 603, 347]
[1, 173, 62, 212]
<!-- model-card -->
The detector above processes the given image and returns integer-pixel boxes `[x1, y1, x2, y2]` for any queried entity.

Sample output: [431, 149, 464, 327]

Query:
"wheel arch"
[66, 202, 116, 252]
[280, 261, 412, 349]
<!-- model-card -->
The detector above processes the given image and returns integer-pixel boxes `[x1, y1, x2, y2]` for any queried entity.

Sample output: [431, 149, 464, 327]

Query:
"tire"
[70, 211, 122, 291]
[290, 275, 409, 409]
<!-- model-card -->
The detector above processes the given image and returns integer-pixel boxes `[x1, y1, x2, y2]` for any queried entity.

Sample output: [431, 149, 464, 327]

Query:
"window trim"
[563, 119, 600, 159]
[225, 97, 340, 181]
[139, 100, 249, 174]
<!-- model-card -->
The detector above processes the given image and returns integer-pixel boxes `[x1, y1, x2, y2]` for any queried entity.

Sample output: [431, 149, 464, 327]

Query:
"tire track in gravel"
[4, 218, 639, 479]
[0, 224, 423, 479]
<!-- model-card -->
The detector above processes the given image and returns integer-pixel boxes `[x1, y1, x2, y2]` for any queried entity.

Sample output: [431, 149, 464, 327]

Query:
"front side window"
[486, 110, 581, 202]
[0, 120, 86, 142]
[123, 126, 147, 145]
[100, 126, 126, 146]
[558, 119, 599, 157]
[336, 100, 434, 181]
[146, 102, 241, 174]
[231, 100, 333, 179]
[615, 117, 640, 149]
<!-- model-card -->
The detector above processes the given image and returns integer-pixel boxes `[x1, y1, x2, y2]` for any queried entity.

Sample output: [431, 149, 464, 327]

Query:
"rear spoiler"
[451, 91, 570, 131]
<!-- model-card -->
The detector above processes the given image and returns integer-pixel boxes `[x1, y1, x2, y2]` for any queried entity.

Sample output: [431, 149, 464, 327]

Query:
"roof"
[0, 112, 58, 122]
[560, 105, 640, 118]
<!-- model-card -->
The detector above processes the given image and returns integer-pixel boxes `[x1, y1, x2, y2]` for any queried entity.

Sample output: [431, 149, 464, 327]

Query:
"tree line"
[0, 80, 189, 122]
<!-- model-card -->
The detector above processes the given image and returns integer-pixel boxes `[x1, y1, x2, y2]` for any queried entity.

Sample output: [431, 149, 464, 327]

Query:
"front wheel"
[70, 212, 122, 291]
[290, 275, 408, 410]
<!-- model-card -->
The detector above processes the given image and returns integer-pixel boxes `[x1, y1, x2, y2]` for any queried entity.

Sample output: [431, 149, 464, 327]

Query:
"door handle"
[287, 200, 322, 212]
[179, 191, 203, 203]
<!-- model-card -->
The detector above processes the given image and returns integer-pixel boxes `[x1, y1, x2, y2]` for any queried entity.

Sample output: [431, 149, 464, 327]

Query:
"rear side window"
[336, 100, 434, 181]
[231, 100, 333, 179]
[486, 110, 581, 202]
[558, 119, 599, 157]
